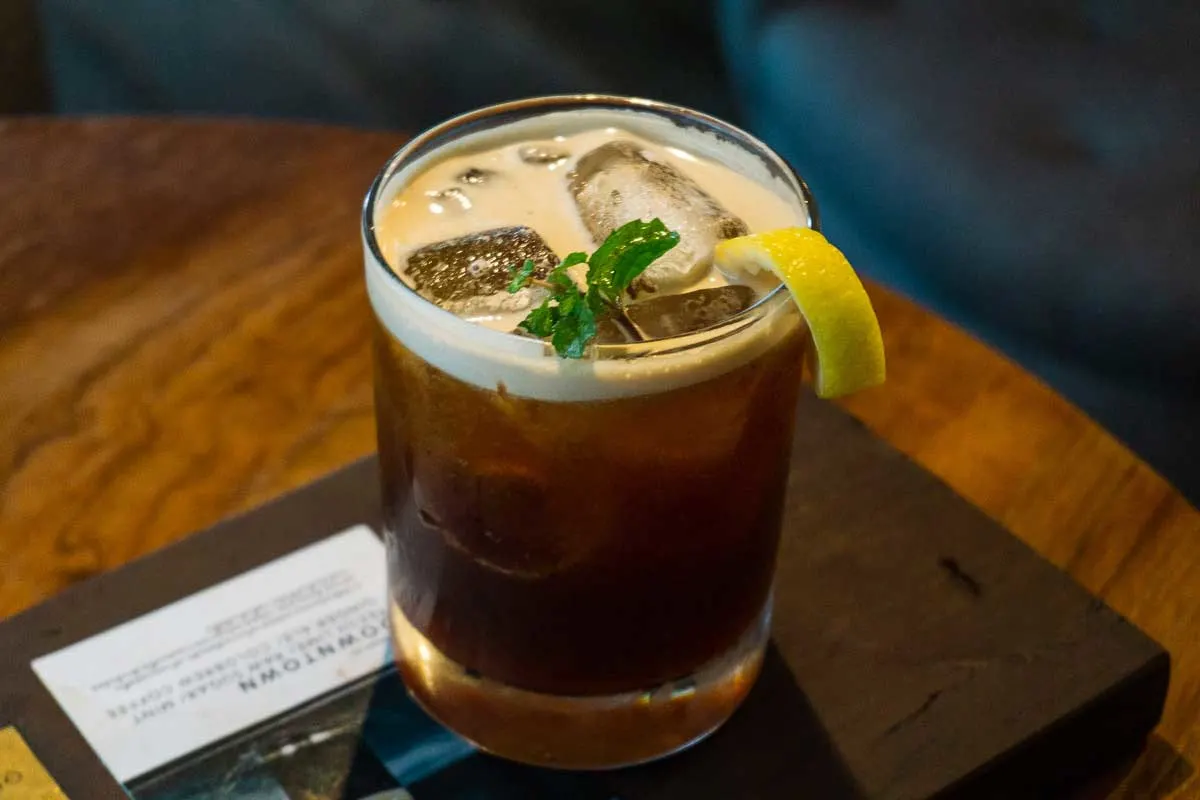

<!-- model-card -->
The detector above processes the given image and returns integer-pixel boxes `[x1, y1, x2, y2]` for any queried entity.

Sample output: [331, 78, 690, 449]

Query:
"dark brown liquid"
[374, 320, 806, 696]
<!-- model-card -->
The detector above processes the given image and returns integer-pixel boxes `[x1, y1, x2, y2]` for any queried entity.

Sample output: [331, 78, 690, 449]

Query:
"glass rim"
[361, 93, 820, 357]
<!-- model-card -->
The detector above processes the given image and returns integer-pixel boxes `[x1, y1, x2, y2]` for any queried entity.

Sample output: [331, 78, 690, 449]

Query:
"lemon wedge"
[714, 227, 885, 398]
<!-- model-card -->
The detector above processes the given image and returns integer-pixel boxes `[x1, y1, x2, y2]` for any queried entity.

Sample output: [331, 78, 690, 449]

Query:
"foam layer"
[365, 104, 811, 401]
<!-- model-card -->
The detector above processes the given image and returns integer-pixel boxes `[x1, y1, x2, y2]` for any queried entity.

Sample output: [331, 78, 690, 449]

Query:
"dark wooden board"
[0, 397, 1168, 799]
[614, 396, 1169, 799]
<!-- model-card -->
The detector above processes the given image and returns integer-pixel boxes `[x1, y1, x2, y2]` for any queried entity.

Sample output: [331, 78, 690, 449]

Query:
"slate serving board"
[0, 396, 1168, 799]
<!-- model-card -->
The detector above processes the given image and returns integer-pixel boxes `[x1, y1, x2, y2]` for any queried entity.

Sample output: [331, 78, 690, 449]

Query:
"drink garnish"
[507, 218, 679, 358]
[714, 227, 885, 398]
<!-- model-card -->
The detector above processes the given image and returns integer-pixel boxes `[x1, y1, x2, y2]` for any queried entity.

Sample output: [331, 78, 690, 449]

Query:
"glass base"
[389, 599, 770, 770]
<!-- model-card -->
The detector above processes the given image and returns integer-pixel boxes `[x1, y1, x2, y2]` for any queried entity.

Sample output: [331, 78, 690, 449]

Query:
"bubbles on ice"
[518, 143, 569, 168]
[568, 141, 749, 290]
[404, 226, 559, 318]
[625, 285, 757, 338]
[456, 167, 494, 185]
[586, 286, 758, 344]
[424, 187, 472, 213]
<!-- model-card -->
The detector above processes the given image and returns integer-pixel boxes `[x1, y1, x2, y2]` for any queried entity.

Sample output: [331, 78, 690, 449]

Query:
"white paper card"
[32, 524, 390, 782]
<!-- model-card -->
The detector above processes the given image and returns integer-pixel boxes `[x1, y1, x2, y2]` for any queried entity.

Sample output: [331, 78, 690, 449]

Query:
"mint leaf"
[547, 265, 577, 293]
[545, 252, 587, 290]
[518, 296, 558, 337]
[584, 284, 608, 317]
[507, 259, 537, 293]
[550, 288, 597, 359]
[510, 218, 678, 358]
[559, 251, 589, 270]
[587, 219, 679, 306]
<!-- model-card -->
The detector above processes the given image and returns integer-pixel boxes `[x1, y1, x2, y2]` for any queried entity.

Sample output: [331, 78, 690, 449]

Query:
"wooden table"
[0, 119, 1196, 797]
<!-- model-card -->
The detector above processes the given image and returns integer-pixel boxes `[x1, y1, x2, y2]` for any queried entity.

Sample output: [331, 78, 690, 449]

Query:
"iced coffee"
[365, 96, 815, 768]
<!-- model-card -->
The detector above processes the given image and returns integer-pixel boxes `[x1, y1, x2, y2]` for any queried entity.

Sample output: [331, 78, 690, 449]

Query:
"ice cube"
[404, 226, 558, 316]
[457, 167, 494, 185]
[568, 141, 749, 290]
[625, 285, 758, 338]
[443, 288, 550, 319]
[593, 315, 639, 345]
[414, 457, 590, 578]
[518, 143, 569, 168]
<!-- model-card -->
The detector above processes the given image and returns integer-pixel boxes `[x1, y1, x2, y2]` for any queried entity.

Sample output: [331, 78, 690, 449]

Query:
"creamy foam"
[366, 106, 810, 401]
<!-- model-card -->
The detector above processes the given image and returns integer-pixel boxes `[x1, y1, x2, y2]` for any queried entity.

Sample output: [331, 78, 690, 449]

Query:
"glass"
[363, 95, 816, 769]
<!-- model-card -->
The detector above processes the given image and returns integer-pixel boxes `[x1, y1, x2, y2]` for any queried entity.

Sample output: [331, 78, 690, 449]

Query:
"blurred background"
[4, 0, 1198, 502]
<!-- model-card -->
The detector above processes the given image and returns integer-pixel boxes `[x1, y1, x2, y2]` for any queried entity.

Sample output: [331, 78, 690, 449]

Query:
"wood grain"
[0, 119, 1197, 797]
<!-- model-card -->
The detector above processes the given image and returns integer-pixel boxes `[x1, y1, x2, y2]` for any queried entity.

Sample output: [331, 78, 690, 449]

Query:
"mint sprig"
[507, 219, 679, 358]
[506, 259, 538, 294]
